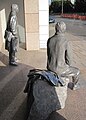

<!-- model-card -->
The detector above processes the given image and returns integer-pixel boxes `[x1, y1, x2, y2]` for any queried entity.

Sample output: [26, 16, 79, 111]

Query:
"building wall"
[24, 0, 49, 50]
[24, 0, 39, 50]
[0, 0, 25, 51]
[0, 0, 49, 51]
[0, 13, 3, 50]
[39, 0, 49, 48]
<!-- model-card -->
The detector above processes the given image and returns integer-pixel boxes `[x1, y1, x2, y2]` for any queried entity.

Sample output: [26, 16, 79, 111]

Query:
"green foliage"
[49, 1, 74, 14]
[75, 0, 86, 13]
[63, 1, 74, 13]
[49, 1, 61, 13]
[49, 0, 86, 14]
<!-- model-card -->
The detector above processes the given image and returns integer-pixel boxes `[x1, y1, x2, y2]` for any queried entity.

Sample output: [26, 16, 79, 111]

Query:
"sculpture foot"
[68, 82, 80, 90]
[9, 62, 18, 66]
[72, 83, 80, 90]
[15, 57, 20, 62]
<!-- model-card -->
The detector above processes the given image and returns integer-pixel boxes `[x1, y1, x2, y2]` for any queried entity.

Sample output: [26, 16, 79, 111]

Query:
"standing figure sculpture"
[47, 21, 80, 90]
[4, 4, 19, 66]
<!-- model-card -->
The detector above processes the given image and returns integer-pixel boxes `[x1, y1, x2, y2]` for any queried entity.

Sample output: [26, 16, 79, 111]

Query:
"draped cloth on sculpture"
[24, 69, 65, 93]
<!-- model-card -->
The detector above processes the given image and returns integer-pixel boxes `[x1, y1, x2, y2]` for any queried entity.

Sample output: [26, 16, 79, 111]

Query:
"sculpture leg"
[9, 38, 18, 66]
[61, 66, 80, 90]
[9, 51, 18, 66]
[71, 67, 80, 90]
[9, 50, 15, 62]
[72, 75, 80, 90]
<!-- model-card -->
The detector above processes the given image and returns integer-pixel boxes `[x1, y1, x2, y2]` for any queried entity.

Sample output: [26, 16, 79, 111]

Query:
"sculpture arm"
[10, 16, 17, 35]
[65, 41, 72, 65]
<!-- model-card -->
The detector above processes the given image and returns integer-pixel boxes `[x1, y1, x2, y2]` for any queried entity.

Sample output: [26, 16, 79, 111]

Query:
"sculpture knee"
[72, 76, 79, 84]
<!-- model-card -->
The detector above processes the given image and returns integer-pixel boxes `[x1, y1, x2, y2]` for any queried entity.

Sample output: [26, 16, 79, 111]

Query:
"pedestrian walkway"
[0, 33, 86, 120]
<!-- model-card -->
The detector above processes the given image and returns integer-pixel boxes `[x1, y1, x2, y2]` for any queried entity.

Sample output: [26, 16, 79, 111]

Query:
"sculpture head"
[11, 4, 19, 13]
[55, 21, 66, 34]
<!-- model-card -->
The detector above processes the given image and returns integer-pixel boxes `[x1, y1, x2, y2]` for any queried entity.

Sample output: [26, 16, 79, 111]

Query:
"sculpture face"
[11, 4, 19, 13]
[55, 21, 66, 33]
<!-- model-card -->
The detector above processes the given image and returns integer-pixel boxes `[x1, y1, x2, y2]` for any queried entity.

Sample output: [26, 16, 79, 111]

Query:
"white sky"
[71, 0, 75, 4]
[48, 0, 75, 5]
[48, 0, 51, 5]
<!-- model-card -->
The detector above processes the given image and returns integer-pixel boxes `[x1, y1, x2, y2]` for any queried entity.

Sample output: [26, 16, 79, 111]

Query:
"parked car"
[49, 17, 55, 23]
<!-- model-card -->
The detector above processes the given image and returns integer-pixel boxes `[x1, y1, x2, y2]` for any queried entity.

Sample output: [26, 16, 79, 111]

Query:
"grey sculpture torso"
[47, 21, 80, 90]
[47, 33, 70, 75]
[7, 13, 17, 34]
[6, 11, 19, 52]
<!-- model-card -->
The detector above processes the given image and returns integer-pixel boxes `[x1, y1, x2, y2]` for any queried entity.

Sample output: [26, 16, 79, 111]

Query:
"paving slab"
[0, 32, 86, 120]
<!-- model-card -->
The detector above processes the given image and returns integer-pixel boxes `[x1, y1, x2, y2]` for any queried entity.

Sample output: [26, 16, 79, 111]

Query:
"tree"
[75, 0, 86, 13]
[63, 1, 74, 13]
[49, 1, 74, 14]
[49, 1, 61, 13]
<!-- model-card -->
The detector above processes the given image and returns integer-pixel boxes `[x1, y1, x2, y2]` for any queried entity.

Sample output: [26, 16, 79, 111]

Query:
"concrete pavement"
[0, 32, 86, 120]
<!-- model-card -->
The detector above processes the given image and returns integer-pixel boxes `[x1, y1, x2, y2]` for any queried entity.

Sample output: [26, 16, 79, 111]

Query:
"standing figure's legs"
[9, 37, 18, 66]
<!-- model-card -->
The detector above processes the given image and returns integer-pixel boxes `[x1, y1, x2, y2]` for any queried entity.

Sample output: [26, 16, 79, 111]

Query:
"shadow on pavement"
[12, 97, 29, 120]
[0, 51, 9, 66]
[0, 52, 68, 120]
[47, 111, 67, 120]
[0, 52, 34, 120]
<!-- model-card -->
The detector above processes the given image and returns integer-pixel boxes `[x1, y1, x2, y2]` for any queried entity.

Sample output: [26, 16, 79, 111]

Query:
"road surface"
[49, 15, 86, 40]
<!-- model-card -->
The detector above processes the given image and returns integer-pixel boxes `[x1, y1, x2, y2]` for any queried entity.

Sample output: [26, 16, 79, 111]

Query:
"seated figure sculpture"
[47, 21, 80, 90]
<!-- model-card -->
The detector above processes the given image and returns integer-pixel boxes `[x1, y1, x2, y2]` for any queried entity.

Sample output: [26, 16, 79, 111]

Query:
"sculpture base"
[27, 78, 69, 120]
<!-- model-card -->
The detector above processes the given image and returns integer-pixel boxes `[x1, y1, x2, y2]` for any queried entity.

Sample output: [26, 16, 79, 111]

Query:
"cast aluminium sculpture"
[47, 21, 80, 90]
[4, 4, 19, 66]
